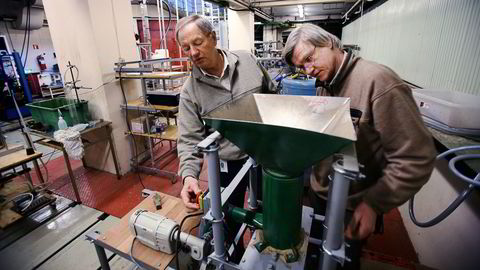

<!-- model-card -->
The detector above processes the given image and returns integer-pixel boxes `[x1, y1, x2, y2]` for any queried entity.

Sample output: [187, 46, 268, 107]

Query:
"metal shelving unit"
[114, 58, 190, 183]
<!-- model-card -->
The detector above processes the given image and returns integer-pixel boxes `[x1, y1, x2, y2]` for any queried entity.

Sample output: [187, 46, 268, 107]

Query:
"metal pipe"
[94, 244, 111, 270]
[175, 0, 182, 58]
[248, 157, 258, 210]
[156, 0, 167, 51]
[342, 0, 362, 19]
[321, 161, 351, 270]
[184, 0, 188, 16]
[67, 61, 80, 102]
[204, 142, 226, 260]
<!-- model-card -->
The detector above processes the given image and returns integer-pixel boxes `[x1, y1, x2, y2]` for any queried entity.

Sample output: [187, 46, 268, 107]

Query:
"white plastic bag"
[54, 129, 84, 160]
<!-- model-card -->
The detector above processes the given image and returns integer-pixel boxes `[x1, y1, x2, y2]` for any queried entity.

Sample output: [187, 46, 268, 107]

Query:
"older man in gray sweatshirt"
[176, 15, 272, 214]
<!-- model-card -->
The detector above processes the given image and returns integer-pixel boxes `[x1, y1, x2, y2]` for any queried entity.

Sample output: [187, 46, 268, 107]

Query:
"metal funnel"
[204, 94, 356, 175]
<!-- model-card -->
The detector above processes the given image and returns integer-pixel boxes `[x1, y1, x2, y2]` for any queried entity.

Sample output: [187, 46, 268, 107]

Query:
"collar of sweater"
[192, 49, 239, 80]
[316, 49, 355, 94]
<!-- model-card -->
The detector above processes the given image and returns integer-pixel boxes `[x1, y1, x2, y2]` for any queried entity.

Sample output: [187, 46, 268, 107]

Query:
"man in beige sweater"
[283, 24, 436, 268]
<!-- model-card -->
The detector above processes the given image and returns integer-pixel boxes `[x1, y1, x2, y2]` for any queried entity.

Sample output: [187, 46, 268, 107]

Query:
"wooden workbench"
[0, 150, 42, 172]
[86, 192, 201, 270]
[0, 148, 43, 187]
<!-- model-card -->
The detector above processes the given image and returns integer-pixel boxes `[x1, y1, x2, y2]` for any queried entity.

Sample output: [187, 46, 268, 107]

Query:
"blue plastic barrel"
[282, 78, 316, 96]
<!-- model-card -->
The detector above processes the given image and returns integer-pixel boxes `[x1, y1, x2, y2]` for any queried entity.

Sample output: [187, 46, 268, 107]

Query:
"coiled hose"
[409, 145, 480, 227]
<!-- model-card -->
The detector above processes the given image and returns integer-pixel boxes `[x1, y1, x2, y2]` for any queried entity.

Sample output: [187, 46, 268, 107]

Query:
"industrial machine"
[129, 209, 207, 261]
[0, 51, 32, 121]
[129, 94, 361, 270]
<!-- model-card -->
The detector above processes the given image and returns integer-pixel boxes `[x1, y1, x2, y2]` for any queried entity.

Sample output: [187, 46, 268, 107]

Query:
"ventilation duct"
[14, 6, 45, 30]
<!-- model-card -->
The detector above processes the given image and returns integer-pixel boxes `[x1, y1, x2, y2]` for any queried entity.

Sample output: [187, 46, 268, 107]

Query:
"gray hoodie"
[177, 49, 274, 180]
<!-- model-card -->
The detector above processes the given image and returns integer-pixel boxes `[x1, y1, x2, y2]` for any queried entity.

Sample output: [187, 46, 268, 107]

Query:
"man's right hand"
[181, 176, 202, 209]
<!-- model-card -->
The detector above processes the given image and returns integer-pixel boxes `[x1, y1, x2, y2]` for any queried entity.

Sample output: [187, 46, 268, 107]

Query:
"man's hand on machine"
[181, 176, 202, 210]
[345, 201, 377, 240]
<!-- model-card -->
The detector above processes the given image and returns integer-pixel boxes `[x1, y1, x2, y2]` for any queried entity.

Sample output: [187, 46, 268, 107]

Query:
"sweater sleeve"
[177, 87, 205, 181]
[363, 84, 436, 213]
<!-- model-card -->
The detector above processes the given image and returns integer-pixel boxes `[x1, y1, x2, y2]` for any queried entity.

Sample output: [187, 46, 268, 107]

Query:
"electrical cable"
[184, 221, 201, 248]
[0, 192, 34, 212]
[409, 145, 480, 227]
[23, 3, 31, 68]
[78, 77, 118, 97]
[129, 236, 145, 270]
[118, 66, 146, 189]
[20, 5, 28, 58]
[38, 157, 50, 184]
[3, 21, 16, 51]
[175, 211, 203, 270]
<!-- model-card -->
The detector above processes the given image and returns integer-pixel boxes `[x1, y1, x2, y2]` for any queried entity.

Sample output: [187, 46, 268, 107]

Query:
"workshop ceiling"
[250, 0, 356, 21]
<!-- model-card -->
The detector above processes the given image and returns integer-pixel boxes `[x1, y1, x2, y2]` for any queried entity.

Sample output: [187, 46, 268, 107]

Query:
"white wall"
[0, 19, 57, 73]
[43, 0, 142, 175]
[398, 160, 480, 270]
[342, 0, 480, 96]
[227, 9, 254, 52]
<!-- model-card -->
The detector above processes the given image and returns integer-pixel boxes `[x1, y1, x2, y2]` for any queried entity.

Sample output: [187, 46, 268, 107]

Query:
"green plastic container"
[27, 98, 90, 131]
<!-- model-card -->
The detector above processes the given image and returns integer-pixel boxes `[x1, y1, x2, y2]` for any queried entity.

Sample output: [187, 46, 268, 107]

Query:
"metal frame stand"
[320, 144, 361, 270]
[197, 136, 361, 270]
[248, 157, 259, 210]
[203, 142, 227, 262]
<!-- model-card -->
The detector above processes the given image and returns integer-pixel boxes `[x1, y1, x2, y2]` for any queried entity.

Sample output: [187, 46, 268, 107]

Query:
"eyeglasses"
[297, 46, 317, 71]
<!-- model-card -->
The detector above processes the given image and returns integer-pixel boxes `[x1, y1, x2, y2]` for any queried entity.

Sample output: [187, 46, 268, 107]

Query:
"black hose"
[23, 4, 31, 67]
[409, 180, 476, 227]
[409, 146, 480, 227]
[4, 21, 16, 51]
[175, 211, 203, 270]
[118, 66, 147, 189]
[20, 4, 28, 58]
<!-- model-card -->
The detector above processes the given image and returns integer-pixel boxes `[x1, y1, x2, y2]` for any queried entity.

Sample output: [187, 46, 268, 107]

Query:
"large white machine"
[129, 209, 206, 261]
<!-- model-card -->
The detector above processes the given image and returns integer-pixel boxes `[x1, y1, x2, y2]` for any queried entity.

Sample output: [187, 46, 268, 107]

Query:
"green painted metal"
[202, 94, 356, 251]
[262, 168, 303, 250]
[204, 118, 351, 175]
[228, 207, 263, 229]
[203, 94, 355, 175]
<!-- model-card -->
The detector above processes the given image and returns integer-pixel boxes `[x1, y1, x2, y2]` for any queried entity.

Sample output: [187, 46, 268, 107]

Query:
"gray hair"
[175, 15, 214, 45]
[282, 24, 342, 66]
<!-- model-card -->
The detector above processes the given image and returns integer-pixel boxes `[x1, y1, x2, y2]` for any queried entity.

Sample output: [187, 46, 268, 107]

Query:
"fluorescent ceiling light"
[298, 5, 304, 18]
